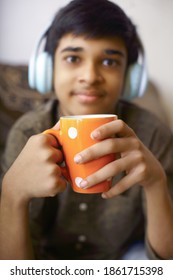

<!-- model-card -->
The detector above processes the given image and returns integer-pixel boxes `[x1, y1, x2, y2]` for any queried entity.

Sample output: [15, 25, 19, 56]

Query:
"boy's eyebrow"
[61, 46, 125, 57]
[104, 49, 125, 57]
[61, 47, 83, 53]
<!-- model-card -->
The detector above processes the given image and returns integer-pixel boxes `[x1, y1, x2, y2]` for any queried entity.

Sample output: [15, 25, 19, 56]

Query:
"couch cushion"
[0, 63, 53, 159]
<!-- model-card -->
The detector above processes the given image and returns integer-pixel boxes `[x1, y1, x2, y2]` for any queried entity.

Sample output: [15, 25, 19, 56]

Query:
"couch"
[0, 63, 54, 160]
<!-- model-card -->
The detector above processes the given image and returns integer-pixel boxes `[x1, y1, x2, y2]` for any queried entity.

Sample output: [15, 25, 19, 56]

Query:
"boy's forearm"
[145, 180, 173, 259]
[0, 190, 34, 260]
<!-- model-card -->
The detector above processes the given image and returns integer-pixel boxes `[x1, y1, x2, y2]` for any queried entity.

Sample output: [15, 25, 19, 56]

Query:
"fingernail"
[107, 177, 112, 181]
[80, 180, 88, 189]
[74, 154, 82, 164]
[101, 193, 108, 199]
[91, 130, 100, 139]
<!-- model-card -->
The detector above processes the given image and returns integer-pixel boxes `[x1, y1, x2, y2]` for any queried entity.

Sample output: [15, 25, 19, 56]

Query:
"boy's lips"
[73, 90, 105, 104]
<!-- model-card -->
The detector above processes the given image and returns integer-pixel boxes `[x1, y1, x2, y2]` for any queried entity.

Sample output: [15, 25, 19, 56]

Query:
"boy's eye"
[65, 56, 80, 63]
[102, 58, 118, 67]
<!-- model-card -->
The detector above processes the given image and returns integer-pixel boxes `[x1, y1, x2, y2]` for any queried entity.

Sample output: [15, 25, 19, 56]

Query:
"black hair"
[45, 0, 140, 65]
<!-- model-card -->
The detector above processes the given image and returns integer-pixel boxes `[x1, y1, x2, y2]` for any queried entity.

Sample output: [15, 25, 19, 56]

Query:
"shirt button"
[79, 203, 88, 211]
[75, 243, 83, 250]
[78, 235, 87, 242]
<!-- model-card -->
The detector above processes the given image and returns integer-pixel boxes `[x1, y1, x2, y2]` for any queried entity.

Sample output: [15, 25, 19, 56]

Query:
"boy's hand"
[2, 122, 67, 204]
[74, 119, 166, 198]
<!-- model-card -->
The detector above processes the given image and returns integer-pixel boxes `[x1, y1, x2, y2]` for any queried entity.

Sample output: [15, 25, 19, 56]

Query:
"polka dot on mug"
[68, 127, 78, 139]
[75, 177, 83, 188]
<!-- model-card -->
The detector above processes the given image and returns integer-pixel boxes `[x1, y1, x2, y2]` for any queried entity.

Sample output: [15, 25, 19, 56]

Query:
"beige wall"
[0, 0, 173, 129]
[115, 0, 173, 130]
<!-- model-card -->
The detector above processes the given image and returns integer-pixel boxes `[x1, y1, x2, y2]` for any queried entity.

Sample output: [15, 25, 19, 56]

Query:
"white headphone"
[28, 22, 53, 94]
[28, 23, 148, 100]
[123, 40, 148, 100]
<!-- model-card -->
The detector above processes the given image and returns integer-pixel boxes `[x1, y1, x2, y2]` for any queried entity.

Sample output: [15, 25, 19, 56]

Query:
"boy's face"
[54, 34, 127, 116]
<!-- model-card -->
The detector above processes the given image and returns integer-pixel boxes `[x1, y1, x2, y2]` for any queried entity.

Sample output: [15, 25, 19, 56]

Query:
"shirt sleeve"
[0, 100, 55, 186]
[0, 105, 55, 259]
[143, 122, 173, 260]
[0, 116, 30, 188]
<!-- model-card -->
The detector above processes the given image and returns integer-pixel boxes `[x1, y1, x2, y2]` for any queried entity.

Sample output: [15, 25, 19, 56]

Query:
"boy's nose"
[78, 63, 103, 85]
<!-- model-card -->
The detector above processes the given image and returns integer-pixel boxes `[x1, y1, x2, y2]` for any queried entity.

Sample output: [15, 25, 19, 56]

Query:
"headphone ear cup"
[32, 52, 52, 94]
[123, 63, 147, 100]
[28, 54, 36, 89]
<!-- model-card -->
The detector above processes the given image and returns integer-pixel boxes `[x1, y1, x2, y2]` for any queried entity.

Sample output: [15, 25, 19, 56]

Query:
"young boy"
[1, 0, 173, 260]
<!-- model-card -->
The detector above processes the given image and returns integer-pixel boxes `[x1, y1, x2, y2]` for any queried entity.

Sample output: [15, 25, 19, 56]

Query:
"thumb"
[42, 121, 61, 148]
[42, 120, 60, 147]
[44, 133, 59, 148]
[49, 121, 61, 148]
[52, 121, 60, 130]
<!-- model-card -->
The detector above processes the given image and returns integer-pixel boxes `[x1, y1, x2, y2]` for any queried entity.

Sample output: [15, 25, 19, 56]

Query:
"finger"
[35, 134, 63, 163]
[46, 165, 67, 196]
[102, 168, 142, 199]
[48, 177, 67, 197]
[52, 121, 60, 130]
[42, 121, 60, 147]
[91, 119, 135, 140]
[50, 176, 67, 195]
[78, 156, 128, 189]
[74, 137, 137, 164]
[39, 132, 60, 149]
[49, 146, 64, 163]
[78, 150, 143, 189]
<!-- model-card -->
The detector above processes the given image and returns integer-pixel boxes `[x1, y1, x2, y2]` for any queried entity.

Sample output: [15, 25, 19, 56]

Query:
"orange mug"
[44, 114, 117, 193]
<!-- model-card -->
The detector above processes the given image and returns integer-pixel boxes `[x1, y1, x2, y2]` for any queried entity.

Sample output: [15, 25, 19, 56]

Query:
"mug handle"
[43, 129, 71, 182]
